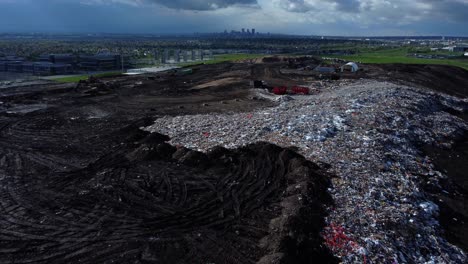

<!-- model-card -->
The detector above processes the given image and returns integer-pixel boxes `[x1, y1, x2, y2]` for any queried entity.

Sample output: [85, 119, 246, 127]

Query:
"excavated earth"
[0, 59, 467, 263]
[0, 61, 337, 263]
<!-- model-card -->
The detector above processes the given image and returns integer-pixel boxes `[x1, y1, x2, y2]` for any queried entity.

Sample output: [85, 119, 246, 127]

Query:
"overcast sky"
[0, 0, 467, 36]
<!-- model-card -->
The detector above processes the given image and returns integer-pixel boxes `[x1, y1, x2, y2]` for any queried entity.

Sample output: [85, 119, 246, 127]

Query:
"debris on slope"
[146, 80, 468, 263]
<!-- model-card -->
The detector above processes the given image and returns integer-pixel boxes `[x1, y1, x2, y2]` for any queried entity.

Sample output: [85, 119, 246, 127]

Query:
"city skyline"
[0, 0, 467, 36]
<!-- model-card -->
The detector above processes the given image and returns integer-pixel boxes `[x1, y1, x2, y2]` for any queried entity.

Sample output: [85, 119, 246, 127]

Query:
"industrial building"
[0, 58, 72, 75]
[39, 54, 78, 67]
[21, 62, 36, 73]
[6, 62, 24, 73]
[454, 46, 468, 52]
[156, 49, 212, 64]
[443, 46, 468, 52]
[79, 54, 126, 71]
[34, 62, 73, 75]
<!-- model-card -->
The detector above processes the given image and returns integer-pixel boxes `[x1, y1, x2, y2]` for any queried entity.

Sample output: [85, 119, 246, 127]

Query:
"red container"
[291, 86, 309, 95]
[272, 86, 287, 95]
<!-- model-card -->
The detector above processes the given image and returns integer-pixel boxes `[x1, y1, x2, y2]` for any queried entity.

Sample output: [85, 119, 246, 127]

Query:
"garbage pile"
[146, 80, 468, 263]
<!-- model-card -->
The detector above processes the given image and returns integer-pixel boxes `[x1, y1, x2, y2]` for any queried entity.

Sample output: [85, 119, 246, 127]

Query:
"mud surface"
[369, 64, 468, 98]
[422, 112, 468, 253]
[0, 61, 338, 263]
[0, 59, 467, 263]
[0, 126, 336, 263]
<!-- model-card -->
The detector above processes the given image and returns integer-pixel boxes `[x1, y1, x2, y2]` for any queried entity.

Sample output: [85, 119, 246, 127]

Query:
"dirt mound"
[370, 64, 468, 98]
[0, 126, 337, 263]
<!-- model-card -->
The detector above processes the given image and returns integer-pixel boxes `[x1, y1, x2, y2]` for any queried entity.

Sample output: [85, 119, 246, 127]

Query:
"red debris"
[291, 86, 310, 95]
[323, 223, 360, 256]
[272, 86, 287, 95]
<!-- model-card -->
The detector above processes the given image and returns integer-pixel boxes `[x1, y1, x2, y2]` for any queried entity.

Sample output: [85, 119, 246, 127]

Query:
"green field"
[53, 71, 123, 83]
[334, 47, 468, 70]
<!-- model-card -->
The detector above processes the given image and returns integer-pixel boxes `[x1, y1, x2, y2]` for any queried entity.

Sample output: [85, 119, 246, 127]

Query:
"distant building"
[252, 28, 256, 35]
[34, 62, 73, 75]
[453, 46, 468, 52]
[444, 46, 468, 52]
[242, 28, 245, 34]
[7, 62, 23, 73]
[4, 56, 25, 62]
[22, 62, 36, 73]
[79, 54, 124, 71]
[39, 54, 77, 67]
[3, 61, 73, 75]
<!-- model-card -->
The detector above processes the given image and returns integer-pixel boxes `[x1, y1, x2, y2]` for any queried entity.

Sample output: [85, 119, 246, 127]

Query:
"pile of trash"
[146, 80, 468, 263]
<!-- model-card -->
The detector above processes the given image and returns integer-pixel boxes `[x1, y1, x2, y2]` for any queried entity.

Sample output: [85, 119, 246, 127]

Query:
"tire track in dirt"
[0, 127, 337, 263]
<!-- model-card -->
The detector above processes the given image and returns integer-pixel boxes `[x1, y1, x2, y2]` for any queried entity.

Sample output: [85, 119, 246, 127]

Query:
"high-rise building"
[252, 28, 256, 35]
[242, 28, 245, 34]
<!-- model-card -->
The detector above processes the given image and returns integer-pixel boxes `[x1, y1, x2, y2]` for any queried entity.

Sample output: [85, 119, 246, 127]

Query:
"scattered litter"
[146, 80, 468, 263]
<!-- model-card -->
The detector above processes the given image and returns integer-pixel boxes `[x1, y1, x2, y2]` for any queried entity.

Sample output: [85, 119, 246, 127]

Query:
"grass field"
[334, 47, 468, 70]
[53, 71, 123, 83]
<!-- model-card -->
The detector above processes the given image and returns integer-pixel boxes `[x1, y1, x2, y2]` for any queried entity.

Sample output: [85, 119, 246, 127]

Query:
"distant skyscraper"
[247, 29, 251, 34]
[242, 28, 245, 34]
[252, 28, 255, 35]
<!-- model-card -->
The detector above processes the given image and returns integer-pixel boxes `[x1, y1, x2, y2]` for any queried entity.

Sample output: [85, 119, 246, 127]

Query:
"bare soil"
[0, 61, 337, 263]
[0, 59, 467, 263]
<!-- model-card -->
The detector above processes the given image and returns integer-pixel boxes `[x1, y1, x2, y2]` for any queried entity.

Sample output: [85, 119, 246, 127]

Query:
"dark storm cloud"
[0, 0, 467, 35]
[333, 0, 361, 12]
[278, 0, 468, 23]
[279, 0, 360, 13]
[145, 0, 258, 10]
[422, 0, 468, 22]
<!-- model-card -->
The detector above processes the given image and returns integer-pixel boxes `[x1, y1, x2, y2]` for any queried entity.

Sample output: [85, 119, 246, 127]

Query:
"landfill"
[146, 79, 468, 263]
